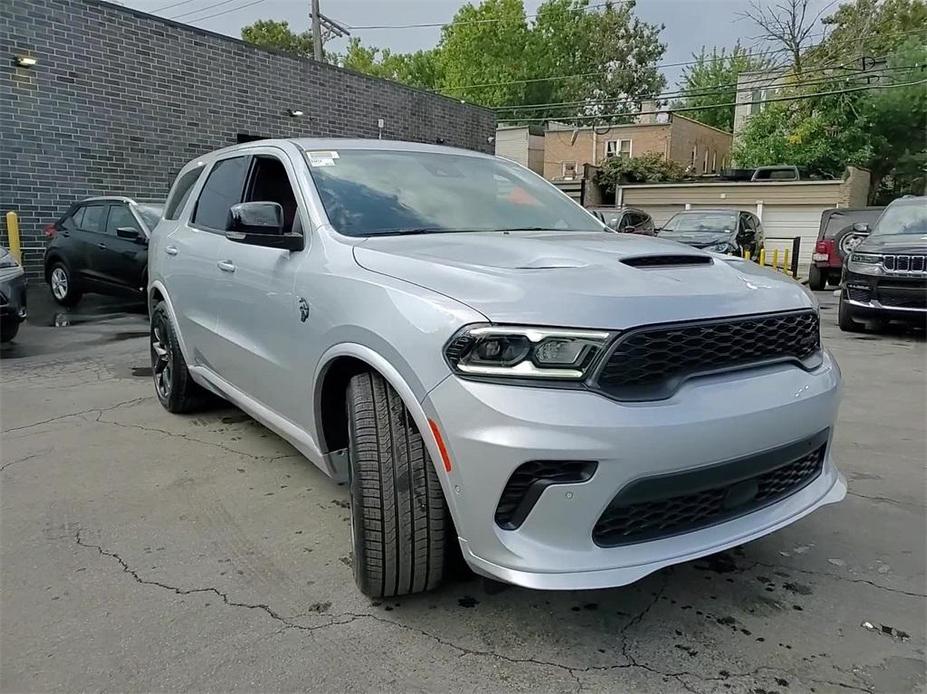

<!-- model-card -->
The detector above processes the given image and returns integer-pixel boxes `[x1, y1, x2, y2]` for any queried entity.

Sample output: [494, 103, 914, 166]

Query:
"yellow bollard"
[743, 248, 751, 262]
[772, 248, 780, 271]
[784, 248, 791, 275]
[5, 211, 21, 265]
[759, 248, 766, 266]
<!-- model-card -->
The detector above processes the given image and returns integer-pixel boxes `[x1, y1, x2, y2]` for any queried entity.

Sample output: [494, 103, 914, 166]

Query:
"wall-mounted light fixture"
[15, 56, 38, 67]
[287, 109, 305, 118]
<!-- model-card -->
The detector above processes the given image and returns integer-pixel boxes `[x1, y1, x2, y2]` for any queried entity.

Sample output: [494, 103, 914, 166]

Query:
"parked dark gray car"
[0, 246, 27, 342]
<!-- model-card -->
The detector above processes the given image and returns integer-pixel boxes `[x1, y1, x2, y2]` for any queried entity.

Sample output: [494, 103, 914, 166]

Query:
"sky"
[117, 0, 838, 88]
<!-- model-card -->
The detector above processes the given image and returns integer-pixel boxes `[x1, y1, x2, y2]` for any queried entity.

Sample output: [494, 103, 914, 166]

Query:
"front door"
[97, 203, 148, 292]
[211, 149, 311, 419]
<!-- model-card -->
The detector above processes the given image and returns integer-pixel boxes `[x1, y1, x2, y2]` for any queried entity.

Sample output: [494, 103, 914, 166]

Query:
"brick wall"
[667, 115, 733, 175]
[0, 0, 495, 276]
[543, 125, 671, 180]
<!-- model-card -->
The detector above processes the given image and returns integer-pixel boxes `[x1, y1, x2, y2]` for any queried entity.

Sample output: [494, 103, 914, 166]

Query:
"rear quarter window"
[164, 167, 205, 220]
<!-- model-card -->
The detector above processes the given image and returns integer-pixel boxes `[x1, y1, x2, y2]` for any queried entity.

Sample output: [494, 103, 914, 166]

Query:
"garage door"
[641, 205, 685, 227]
[761, 206, 826, 272]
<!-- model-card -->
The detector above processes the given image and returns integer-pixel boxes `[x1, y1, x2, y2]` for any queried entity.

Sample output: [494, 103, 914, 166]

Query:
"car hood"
[353, 231, 813, 328]
[656, 231, 733, 248]
[856, 233, 927, 255]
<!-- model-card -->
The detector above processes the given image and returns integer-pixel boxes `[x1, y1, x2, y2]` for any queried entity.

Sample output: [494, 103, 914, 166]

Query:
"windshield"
[823, 209, 882, 238]
[662, 212, 736, 234]
[135, 204, 164, 230]
[305, 149, 603, 237]
[873, 201, 927, 236]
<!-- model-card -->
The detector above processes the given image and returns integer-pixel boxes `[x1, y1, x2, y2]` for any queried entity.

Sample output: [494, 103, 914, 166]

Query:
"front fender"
[313, 343, 460, 518]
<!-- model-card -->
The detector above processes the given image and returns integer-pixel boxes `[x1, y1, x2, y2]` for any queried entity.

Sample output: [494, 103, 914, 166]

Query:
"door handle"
[165, 245, 179, 256]
[61, 231, 70, 237]
[97, 242, 107, 250]
[217, 260, 236, 273]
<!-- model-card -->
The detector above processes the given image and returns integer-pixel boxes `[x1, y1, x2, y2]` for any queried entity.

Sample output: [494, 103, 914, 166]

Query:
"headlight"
[0, 249, 23, 281]
[847, 252, 883, 276]
[445, 325, 612, 380]
[706, 242, 735, 254]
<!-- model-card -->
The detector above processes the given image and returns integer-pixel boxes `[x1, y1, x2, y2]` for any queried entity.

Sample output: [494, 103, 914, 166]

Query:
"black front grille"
[496, 460, 597, 530]
[595, 310, 820, 401]
[883, 254, 927, 275]
[593, 439, 827, 547]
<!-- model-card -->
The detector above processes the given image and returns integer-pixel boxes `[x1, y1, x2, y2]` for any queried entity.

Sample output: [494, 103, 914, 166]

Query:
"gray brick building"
[0, 0, 495, 277]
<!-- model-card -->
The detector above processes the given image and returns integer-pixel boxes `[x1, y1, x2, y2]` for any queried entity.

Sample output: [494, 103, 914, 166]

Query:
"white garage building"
[616, 167, 871, 276]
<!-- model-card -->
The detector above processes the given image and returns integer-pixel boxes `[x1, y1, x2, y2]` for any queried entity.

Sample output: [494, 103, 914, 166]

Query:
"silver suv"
[149, 139, 846, 597]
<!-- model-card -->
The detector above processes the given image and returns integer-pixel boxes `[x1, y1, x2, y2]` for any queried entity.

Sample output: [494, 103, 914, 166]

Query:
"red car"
[809, 207, 883, 290]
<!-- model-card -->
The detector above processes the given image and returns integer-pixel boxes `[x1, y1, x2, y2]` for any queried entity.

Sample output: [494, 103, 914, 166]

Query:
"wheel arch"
[147, 281, 193, 365]
[313, 343, 447, 484]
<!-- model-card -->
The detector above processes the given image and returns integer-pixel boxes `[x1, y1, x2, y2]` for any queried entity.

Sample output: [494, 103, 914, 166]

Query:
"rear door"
[97, 203, 148, 292]
[73, 202, 111, 284]
[166, 154, 250, 368]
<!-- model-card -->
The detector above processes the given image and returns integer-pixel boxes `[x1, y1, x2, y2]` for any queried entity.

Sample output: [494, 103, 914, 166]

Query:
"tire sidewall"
[346, 392, 370, 593]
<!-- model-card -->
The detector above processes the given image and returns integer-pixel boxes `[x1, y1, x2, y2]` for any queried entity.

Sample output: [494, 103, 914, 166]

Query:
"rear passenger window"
[80, 205, 108, 233]
[164, 167, 205, 220]
[193, 157, 250, 230]
[61, 207, 83, 230]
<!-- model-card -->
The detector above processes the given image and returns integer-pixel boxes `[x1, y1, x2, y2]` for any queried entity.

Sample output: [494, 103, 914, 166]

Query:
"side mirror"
[852, 222, 871, 234]
[225, 202, 304, 251]
[116, 226, 141, 241]
[621, 225, 636, 234]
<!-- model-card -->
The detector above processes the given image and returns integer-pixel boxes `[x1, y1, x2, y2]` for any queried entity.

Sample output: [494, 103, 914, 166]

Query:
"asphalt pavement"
[1, 286, 924, 693]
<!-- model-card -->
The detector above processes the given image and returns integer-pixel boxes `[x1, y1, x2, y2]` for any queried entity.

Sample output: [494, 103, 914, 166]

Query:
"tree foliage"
[676, 44, 769, 131]
[594, 152, 688, 192]
[243, 1, 666, 124]
[241, 20, 314, 60]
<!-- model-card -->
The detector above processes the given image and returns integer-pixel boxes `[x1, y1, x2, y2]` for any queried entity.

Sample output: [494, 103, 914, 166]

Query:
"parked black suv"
[838, 196, 927, 332]
[43, 197, 162, 306]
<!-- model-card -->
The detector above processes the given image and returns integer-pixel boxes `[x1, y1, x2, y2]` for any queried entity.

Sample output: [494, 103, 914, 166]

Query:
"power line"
[439, 25, 925, 94]
[169, 0, 244, 20]
[497, 77, 927, 123]
[343, 1, 619, 30]
[182, 0, 266, 23]
[492, 62, 921, 113]
[149, 0, 198, 12]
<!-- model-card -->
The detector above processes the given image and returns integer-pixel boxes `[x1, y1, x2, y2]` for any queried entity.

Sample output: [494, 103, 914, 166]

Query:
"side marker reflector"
[428, 419, 452, 473]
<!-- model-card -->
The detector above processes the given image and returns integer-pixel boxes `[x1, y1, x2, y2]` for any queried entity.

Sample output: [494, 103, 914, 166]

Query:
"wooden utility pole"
[311, 0, 323, 62]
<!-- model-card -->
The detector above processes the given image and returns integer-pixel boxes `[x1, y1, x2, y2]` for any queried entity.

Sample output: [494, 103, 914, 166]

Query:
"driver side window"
[244, 156, 299, 234]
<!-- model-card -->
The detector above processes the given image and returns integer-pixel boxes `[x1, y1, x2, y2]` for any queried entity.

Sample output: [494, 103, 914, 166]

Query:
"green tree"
[240, 20, 314, 59]
[341, 38, 442, 90]
[677, 44, 769, 131]
[810, 0, 927, 66]
[594, 152, 688, 191]
[733, 38, 926, 201]
[436, 0, 532, 107]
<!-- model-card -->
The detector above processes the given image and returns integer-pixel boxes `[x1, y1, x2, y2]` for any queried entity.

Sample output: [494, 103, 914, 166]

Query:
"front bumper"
[843, 270, 927, 323]
[0, 271, 28, 324]
[424, 351, 845, 590]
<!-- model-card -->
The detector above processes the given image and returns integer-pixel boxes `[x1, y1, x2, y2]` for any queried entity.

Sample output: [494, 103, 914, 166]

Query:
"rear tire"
[838, 294, 866, 333]
[347, 371, 447, 598]
[150, 301, 205, 413]
[47, 261, 82, 307]
[808, 265, 826, 291]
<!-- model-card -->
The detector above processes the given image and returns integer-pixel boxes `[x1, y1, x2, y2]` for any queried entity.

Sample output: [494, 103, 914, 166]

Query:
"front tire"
[347, 371, 447, 598]
[48, 261, 82, 307]
[0, 320, 20, 343]
[838, 293, 866, 333]
[150, 301, 205, 413]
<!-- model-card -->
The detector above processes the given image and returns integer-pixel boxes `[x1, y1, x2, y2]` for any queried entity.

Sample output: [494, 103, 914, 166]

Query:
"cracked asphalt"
[1, 289, 924, 693]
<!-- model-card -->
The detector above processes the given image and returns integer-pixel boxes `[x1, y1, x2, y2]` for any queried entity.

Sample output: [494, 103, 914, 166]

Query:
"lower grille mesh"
[593, 444, 826, 547]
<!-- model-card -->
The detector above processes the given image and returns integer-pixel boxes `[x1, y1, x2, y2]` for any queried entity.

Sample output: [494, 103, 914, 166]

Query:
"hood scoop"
[621, 254, 713, 268]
